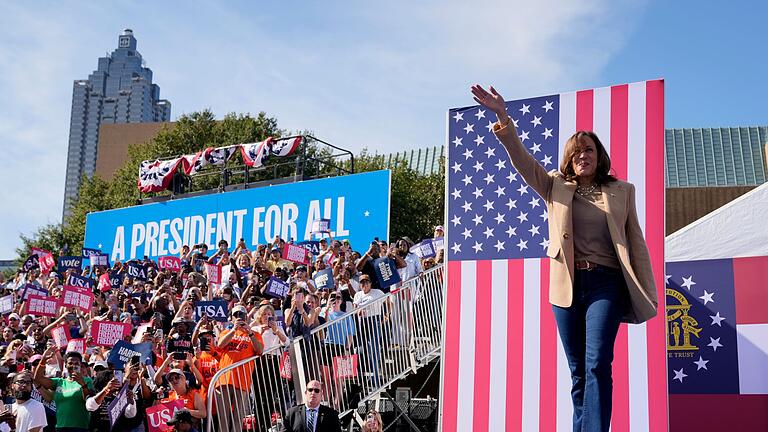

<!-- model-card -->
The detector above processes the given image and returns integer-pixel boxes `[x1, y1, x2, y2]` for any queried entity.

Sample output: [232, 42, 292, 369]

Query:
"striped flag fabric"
[439, 79, 668, 432]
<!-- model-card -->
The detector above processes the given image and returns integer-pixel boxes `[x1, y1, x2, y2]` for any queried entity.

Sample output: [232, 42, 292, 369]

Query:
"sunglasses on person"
[232, 311, 247, 319]
[306, 387, 321, 393]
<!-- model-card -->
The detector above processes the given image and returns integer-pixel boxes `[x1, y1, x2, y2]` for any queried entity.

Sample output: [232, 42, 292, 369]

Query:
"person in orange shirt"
[213, 304, 263, 431]
[164, 368, 206, 425]
[194, 329, 219, 404]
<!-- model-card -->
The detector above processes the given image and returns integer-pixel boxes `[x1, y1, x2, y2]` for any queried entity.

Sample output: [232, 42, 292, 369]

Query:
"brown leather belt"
[575, 259, 599, 271]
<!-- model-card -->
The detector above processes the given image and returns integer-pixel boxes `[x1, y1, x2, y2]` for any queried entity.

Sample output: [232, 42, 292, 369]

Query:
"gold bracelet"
[498, 115, 511, 128]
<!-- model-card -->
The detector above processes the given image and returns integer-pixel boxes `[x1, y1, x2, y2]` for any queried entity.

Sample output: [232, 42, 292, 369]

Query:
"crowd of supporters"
[0, 227, 444, 432]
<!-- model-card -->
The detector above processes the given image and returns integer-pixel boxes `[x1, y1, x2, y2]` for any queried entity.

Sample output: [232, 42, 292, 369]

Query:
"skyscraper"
[63, 29, 171, 219]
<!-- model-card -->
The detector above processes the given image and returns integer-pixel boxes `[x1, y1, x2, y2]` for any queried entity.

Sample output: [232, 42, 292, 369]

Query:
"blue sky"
[1, 0, 766, 258]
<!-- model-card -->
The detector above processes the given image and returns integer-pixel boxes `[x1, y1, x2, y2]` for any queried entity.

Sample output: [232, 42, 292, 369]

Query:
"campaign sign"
[22, 255, 40, 272]
[146, 399, 184, 432]
[158, 256, 182, 271]
[298, 240, 321, 255]
[126, 262, 148, 281]
[193, 301, 229, 322]
[92, 321, 132, 346]
[109, 271, 124, 289]
[82, 247, 101, 258]
[432, 236, 444, 251]
[107, 384, 130, 428]
[27, 295, 57, 317]
[98, 273, 112, 292]
[311, 218, 331, 233]
[204, 263, 222, 284]
[313, 268, 335, 291]
[21, 284, 48, 301]
[333, 354, 359, 379]
[61, 287, 94, 312]
[411, 239, 436, 259]
[66, 338, 86, 354]
[31, 247, 50, 258]
[66, 274, 96, 290]
[283, 244, 309, 265]
[51, 325, 70, 348]
[39, 253, 56, 274]
[108, 340, 153, 369]
[373, 257, 401, 288]
[91, 253, 110, 267]
[265, 277, 289, 298]
[57, 256, 82, 274]
[84, 170, 391, 261]
[0, 295, 13, 314]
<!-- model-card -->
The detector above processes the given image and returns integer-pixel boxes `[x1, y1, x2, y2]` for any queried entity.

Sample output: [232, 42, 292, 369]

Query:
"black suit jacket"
[280, 404, 342, 432]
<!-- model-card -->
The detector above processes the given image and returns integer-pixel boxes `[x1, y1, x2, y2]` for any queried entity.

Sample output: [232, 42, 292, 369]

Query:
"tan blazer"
[494, 121, 658, 324]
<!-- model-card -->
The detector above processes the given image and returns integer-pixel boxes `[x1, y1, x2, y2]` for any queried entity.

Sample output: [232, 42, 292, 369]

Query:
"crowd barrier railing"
[206, 264, 444, 432]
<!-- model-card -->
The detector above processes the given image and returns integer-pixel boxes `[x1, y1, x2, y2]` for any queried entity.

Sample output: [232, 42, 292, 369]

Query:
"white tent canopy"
[666, 182, 768, 261]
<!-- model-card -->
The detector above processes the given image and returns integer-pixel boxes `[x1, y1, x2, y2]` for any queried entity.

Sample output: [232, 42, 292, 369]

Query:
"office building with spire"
[63, 29, 171, 218]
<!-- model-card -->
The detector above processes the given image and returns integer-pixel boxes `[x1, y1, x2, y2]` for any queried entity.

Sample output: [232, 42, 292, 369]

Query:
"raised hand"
[470, 85, 507, 118]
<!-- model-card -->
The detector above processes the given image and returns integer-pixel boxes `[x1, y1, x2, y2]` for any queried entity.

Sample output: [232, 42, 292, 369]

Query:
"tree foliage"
[15, 110, 445, 263]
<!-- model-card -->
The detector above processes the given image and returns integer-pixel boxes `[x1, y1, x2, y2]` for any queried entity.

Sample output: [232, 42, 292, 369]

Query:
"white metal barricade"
[206, 264, 444, 432]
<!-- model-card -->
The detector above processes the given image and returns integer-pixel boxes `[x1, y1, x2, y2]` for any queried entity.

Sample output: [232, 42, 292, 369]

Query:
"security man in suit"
[280, 380, 341, 432]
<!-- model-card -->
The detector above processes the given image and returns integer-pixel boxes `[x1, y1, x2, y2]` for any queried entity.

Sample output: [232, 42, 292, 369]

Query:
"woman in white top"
[252, 302, 288, 353]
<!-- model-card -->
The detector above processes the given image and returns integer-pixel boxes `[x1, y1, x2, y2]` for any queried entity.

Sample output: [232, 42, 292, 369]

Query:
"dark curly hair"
[559, 131, 617, 185]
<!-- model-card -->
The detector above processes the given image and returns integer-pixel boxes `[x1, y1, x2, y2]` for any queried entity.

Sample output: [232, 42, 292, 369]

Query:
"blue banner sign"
[84, 171, 391, 261]
[373, 257, 401, 288]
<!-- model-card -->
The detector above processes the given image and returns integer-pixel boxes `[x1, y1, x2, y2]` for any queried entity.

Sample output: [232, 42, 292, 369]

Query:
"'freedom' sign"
[92, 321, 132, 346]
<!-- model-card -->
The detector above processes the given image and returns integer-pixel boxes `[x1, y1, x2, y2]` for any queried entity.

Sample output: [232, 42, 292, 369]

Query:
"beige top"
[572, 187, 621, 269]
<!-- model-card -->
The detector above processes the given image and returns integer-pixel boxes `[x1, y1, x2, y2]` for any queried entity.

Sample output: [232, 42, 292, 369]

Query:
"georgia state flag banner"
[665, 255, 768, 430]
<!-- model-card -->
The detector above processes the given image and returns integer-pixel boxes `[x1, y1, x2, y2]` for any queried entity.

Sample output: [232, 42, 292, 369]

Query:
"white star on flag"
[464, 123, 474, 134]
[665, 274, 672, 284]
[542, 128, 553, 139]
[529, 197, 540, 208]
[517, 184, 529, 195]
[494, 213, 505, 224]
[541, 155, 553, 166]
[519, 104, 530, 115]
[474, 135, 485, 146]
[516, 212, 528, 223]
[530, 143, 541, 154]
[475, 109, 486, 120]
[708, 337, 723, 352]
[483, 146, 494, 157]
[516, 239, 528, 250]
[451, 162, 462, 173]
[462, 228, 472, 239]
[506, 172, 518, 183]
[483, 200, 494, 211]
[539, 238, 550, 250]
[473, 161, 484, 172]
[463, 148, 474, 159]
[486, 120, 495, 132]
[506, 199, 517, 210]
[453, 112, 464, 122]
[483, 227, 495, 238]
[451, 215, 461, 226]
[473, 214, 483, 225]
[495, 159, 507, 170]
[699, 290, 715, 305]
[462, 175, 472, 186]
[710, 312, 726, 326]
[531, 116, 542, 127]
[453, 137, 463, 147]
[451, 189, 461, 200]
[472, 241, 483, 253]
[472, 187, 484, 199]
[673, 368, 687, 383]
[494, 240, 505, 252]
[528, 225, 540, 236]
[495, 185, 506, 197]
[506, 226, 517, 237]
[694, 356, 709, 370]
[364, 211, 370, 217]
[461, 201, 472, 212]
[519, 130, 530, 141]
[451, 243, 462, 254]
[542, 100, 554, 112]
[681, 276, 696, 290]
[484, 173, 495, 184]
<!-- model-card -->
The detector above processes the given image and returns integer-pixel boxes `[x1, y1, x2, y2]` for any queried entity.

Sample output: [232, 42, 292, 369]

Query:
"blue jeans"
[552, 267, 628, 432]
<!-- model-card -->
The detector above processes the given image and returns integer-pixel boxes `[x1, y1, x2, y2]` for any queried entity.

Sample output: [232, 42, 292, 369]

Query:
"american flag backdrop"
[439, 80, 668, 432]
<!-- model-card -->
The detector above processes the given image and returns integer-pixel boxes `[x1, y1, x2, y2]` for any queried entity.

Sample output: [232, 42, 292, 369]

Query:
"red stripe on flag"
[506, 260, 524, 431]
[442, 261, 462, 432]
[733, 256, 768, 324]
[576, 90, 594, 131]
[538, 259, 557, 431]
[644, 79, 669, 432]
[610, 84, 629, 180]
[473, 260, 493, 432]
[610, 83, 630, 432]
[611, 325, 630, 432]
